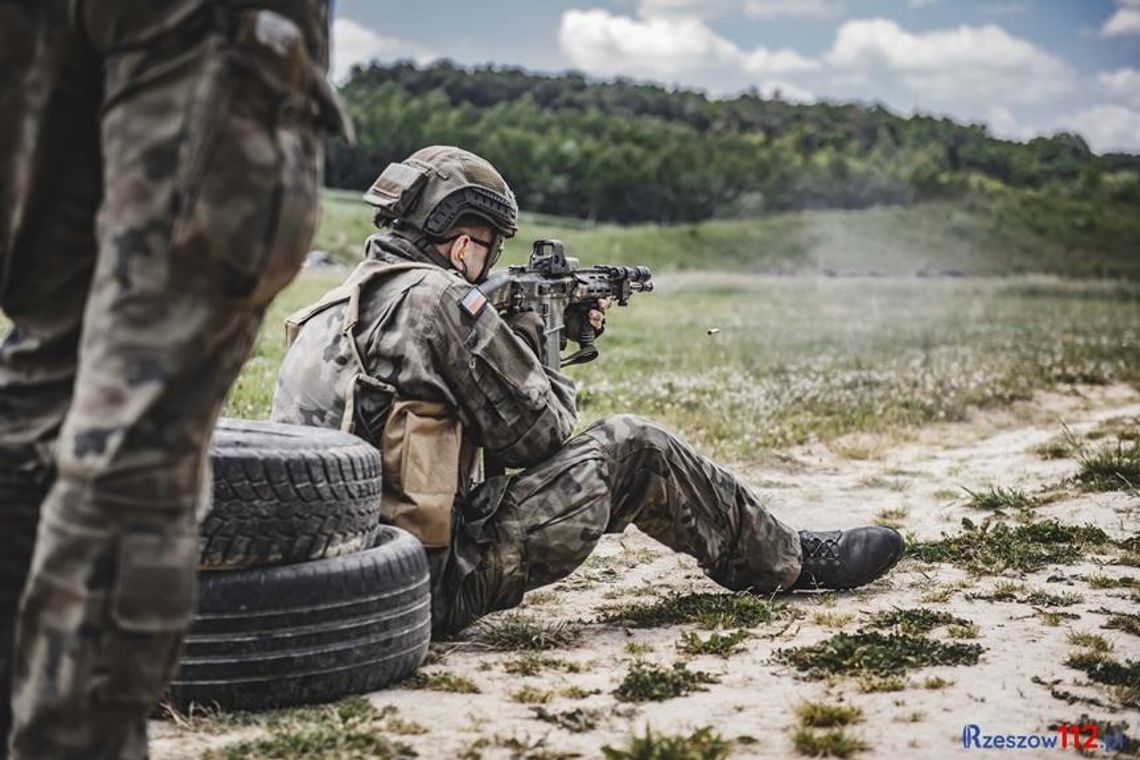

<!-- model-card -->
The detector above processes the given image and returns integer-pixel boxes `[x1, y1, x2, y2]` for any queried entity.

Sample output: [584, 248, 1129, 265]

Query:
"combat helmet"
[364, 146, 518, 273]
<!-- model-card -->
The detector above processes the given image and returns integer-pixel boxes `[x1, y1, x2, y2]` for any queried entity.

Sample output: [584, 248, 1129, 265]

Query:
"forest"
[326, 60, 1140, 224]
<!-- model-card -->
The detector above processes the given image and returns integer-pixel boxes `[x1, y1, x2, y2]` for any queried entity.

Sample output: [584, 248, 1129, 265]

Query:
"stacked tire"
[167, 419, 430, 711]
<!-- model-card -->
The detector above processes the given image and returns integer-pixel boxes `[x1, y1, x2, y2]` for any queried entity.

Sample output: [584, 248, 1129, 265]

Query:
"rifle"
[479, 239, 654, 372]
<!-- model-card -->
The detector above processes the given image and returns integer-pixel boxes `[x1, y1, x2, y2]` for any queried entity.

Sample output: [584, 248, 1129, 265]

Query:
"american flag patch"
[460, 287, 487, 317]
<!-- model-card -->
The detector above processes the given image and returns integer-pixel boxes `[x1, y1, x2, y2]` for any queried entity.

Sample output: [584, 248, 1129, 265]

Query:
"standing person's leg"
[7, 2, 336, 756]
[0, 2, 103, 748]
[434, 414, 803, 634]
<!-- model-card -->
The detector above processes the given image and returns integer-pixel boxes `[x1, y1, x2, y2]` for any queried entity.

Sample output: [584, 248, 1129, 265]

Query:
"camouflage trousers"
[0, 1, 334, 756]
[432, 414, 803, 634]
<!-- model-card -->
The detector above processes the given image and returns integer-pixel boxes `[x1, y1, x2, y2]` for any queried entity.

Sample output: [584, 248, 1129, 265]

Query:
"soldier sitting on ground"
[271, 146, 905, 634]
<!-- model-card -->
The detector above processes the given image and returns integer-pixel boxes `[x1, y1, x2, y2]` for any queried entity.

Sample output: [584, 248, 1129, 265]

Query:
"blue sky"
[331, 0, 1140, 152]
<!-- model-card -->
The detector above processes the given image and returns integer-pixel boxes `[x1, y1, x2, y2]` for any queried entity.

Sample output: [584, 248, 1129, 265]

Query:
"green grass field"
[2, 192, 1136, 461]
[316, 188, 1140, 279]
[230, 191, 1140, 459]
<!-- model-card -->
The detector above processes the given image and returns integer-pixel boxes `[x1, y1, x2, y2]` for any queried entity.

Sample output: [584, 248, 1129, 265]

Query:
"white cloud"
[1056, 104, 1140, 153]
[331, 18, 431, 82]
[907, 0, 937, 7]
[825, 19, 1074, 106]
[985, 105, 1030, 140]
[559, 9, 818, 77]
[636, 0, 734, 17]
[757, 79, 815, 103]
[1099, 67, 1140, 107]
[742, 0, 842, 18]
[1102, 0, 1140, 36]
[635, 0, 841, 18]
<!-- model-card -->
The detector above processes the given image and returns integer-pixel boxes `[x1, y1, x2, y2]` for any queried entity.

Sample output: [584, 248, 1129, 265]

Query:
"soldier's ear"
[448, 236, 468, 269]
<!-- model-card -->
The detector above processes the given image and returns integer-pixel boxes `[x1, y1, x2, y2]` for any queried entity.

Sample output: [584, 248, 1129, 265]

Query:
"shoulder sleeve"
[430, 282, 578, 467]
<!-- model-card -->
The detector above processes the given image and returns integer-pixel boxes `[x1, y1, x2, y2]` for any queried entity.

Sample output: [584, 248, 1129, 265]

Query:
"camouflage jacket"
[271, 231, 579, 495]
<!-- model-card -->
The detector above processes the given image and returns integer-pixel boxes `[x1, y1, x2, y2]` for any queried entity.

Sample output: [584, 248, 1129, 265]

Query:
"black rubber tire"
[169, 526, 430, 711]
[201, 418, 383, 569]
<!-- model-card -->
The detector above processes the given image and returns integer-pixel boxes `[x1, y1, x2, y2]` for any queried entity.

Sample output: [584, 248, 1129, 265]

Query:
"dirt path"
[152, 383, 1140, 759]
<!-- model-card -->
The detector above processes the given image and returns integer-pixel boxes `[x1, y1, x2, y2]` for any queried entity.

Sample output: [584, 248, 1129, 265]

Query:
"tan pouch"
[381, 399, 462, 547]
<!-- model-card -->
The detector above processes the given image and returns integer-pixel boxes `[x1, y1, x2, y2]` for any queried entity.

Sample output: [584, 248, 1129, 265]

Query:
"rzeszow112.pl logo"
[961, 723, 1131, 752]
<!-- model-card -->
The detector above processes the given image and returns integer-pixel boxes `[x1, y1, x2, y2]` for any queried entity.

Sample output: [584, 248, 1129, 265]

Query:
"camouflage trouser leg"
[0, 2, 329, 756]
[433, 414, 803, 634]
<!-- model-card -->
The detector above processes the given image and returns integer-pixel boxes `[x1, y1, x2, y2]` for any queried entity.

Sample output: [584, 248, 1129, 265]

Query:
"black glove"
[562, 301, 605, 350]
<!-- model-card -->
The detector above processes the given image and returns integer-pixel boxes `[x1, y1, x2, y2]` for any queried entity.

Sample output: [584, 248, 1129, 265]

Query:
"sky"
[330, 0, 1140, 153]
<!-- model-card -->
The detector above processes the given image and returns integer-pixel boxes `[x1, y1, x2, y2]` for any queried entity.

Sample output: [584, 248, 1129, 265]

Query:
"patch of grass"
[1104, 613, 1140, 638]
[531, 706, 605, 733]
[403, 670, 480, 694]
[1076, 440, 1140, 492]
[922, 676, 954, 689]
[1085, 573, 1137, 589]
[947, 623, 980, 639]
[677, 629, 751, 658]
[385, 717, 428, 736]
[602, 726, 732, 760]
[522, 590, 560, 605]
[1040, 610, 1081, 626]
[468, 734, 579, 760]
[981, 580, 1025, 601]
[1063, 652, 1140, 706]
[856, 675, 908, 693]
[972, 584, 1081, 607]
[561, 686, 600, 699]
[1024, 589, 1083, 607]
[917, 587, 953, 604]
[1087, 416, 1140, 442]
[775, 632, 984, 678]
[1068, 632, 1113, 653]
[503, 653, 582, 676]
[863, 608, 972, 635]
[598, 592, 790, 629]
[873, 507, 908, 529]
[510, 685, 554, 704]
[202, 697, 416, 760]
[1035, 424, 1082, 460]
[624, 642, 654, 656]
[910, 518, 1112, 574]
[614, 661, 719, 702]
[962, 485, 1035, 511]
[813, 611, 856, 628]
[932, 488, 961, 501]
[790, 727, 869, 758]
[794, 702, 864, 728]
[475, 613, 582, 651]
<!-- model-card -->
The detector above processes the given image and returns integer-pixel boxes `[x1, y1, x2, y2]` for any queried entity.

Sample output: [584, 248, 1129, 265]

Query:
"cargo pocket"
[466, 346, 549, 445]
[172, 9, 334, 305]
[98, 529, 197, 704]
[381, 400, 462, 548]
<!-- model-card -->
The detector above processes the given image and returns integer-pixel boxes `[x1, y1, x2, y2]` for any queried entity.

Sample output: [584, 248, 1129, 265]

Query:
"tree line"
[327, 61, 1140, 224]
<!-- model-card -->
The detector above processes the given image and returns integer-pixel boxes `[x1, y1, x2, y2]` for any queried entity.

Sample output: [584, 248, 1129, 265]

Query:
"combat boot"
[791, 527, 905, 590]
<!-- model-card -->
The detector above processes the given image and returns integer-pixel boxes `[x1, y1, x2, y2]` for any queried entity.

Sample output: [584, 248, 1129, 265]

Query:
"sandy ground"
[152, 383, 1140, 759]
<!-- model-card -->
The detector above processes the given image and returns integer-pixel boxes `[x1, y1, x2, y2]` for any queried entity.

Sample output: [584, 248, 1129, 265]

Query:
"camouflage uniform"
[272, 233, 802, 635]
[0, 1, 345, 755]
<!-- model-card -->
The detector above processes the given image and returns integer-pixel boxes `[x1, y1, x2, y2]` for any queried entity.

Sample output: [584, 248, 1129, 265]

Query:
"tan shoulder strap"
[283, 260, 440, 348]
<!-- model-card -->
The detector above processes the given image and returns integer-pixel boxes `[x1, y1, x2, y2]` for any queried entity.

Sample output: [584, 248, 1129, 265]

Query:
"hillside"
[315, 188, 1140, 280]
[327, 61, 1140, 226]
